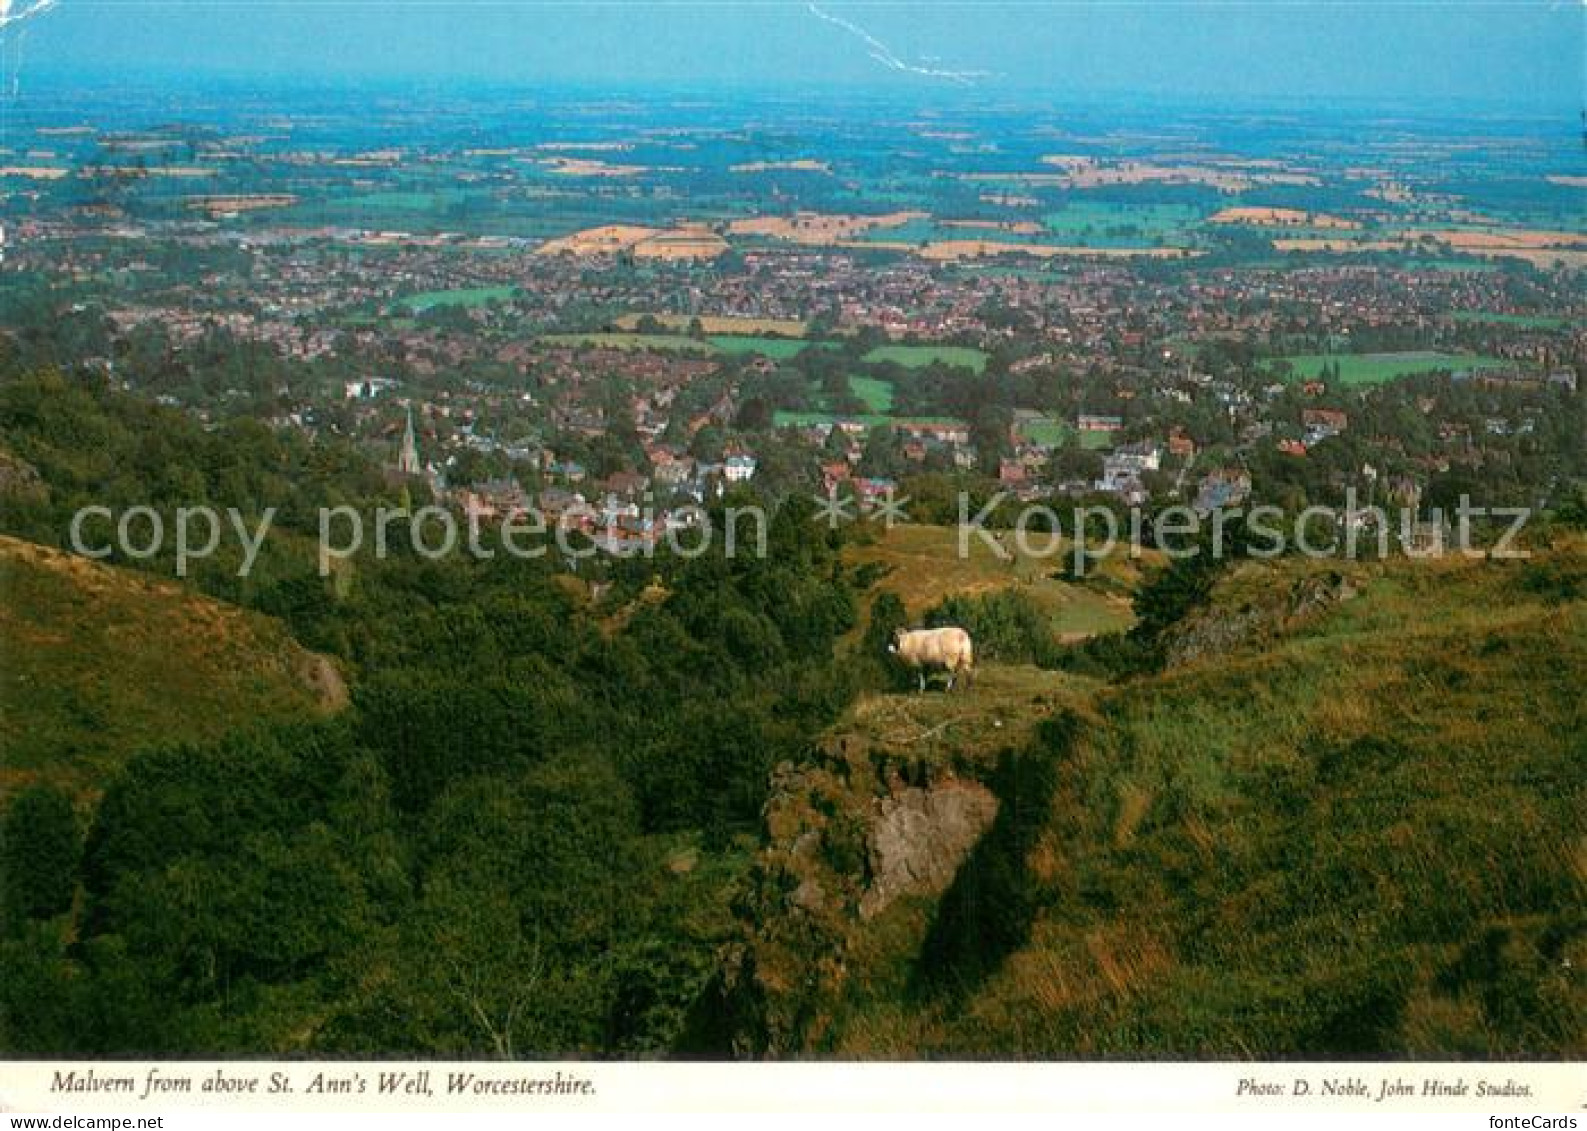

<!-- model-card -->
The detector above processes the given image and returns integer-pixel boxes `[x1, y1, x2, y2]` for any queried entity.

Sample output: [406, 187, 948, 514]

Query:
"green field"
[332, 190, 469, 213]
[774, 410, 891, 430]
[848, 375, 895, 413]
[1277, 351, 1511, 385]
[708, 335, 837, 359]
[1015, 416, 1073, 447]
[1042, 202, 1203, 247]
[400, 285, 519, 313]
[862, 344, 988, 373]
[1451, 312, 1570, 330]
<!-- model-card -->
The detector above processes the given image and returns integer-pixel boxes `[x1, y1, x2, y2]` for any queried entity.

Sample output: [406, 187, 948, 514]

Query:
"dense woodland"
[0, 349, 879, 1054]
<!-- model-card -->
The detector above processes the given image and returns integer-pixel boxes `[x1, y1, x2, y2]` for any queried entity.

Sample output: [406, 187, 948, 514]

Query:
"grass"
[1016, 417, 1073, 448]
[331, 190, 465, 212]
[1276, 351, 1511, 385]
[775, 410, 892, 430]
[707, 335, 837, 360]
[862, 345, 988, 373]
[0, 536, 344, 799]
[727, 661, 1104, 1053]
[847, 376, 895, 413]
[399, 285, 518, 313]
[843, 523, 1138, 645]
[1450, 312, 1571, 330]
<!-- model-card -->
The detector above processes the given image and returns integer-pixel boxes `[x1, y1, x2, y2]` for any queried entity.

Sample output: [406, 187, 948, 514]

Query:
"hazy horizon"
[8, 1, 1584, 113]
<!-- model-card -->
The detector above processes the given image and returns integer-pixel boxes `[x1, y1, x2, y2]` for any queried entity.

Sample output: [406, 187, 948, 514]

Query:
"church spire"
[396, 404, 421, 475]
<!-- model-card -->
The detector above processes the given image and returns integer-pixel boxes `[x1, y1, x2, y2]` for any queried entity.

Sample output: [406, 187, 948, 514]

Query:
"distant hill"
[0, 536, 346, 798]
[709, 536, 1587, 1057]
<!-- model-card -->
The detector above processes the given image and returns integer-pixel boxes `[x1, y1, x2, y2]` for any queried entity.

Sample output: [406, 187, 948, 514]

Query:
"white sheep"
[888, 626, 975, 693]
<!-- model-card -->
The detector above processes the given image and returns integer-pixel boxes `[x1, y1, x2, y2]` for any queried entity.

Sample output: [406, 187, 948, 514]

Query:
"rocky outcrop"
[1164, 566, 1361, 667]
[715, 734, 1000, 1054]
[0, 450, 46, 501]
[861, 780, 998, 920]
[690, 667, 1091, 1056]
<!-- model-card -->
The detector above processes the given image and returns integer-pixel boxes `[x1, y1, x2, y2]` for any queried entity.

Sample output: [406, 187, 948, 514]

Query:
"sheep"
[888, 626, 975, 693]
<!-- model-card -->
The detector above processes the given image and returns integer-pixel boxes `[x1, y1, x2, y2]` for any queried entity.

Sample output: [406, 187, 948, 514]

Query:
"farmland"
[615, 314, 809, 337]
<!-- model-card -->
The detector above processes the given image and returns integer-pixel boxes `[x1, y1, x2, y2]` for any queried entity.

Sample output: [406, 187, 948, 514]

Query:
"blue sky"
[15, 1, 1585, 109]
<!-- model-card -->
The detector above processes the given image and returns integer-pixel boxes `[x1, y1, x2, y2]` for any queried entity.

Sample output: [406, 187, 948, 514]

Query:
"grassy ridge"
[0, 536, 345, 798]
[758, 537, 1587, 1057]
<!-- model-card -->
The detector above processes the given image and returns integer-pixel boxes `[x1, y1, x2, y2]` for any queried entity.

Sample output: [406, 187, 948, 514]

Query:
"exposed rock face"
[694, 667, 1087, 1057]
[861, 780, 997, 920]
[298, 652, 350, 713]
[0, 451, 46, 501]
[715, 729, 1006, 1054]
[1164, 567, 1361, 667]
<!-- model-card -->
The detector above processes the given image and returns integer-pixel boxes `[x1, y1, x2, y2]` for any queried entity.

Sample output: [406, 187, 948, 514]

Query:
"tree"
[735, 396, 772, 432]
[1, 785, 80, 927]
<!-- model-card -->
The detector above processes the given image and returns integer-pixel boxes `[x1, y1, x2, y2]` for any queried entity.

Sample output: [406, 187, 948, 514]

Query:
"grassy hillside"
[843, 523, 1140, 644]
[0, 536, 346, 798]
[724, 536, 1587, 1057]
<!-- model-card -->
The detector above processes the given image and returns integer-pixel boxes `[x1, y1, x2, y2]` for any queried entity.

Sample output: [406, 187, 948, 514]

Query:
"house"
[1077, 413, 1124, 433]
[723, 454, 758, 483]
[820, 461, 852, 491]
[653, 456, 696, 489]
[852, 477, 898, 509]
[1096, 443, 1161, 504]
[998, 459, 1029, 487]
[1193, 468, 1251, 514]
[546, 459, 587, 483]
[344, 376, 399, 400]
[603, 470, 650, 499]
[456, 476, 528, 520]
[895, 420, 971, 446]
[1107, 441, 1161, 474]
[1302, 408, 1349, 444]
